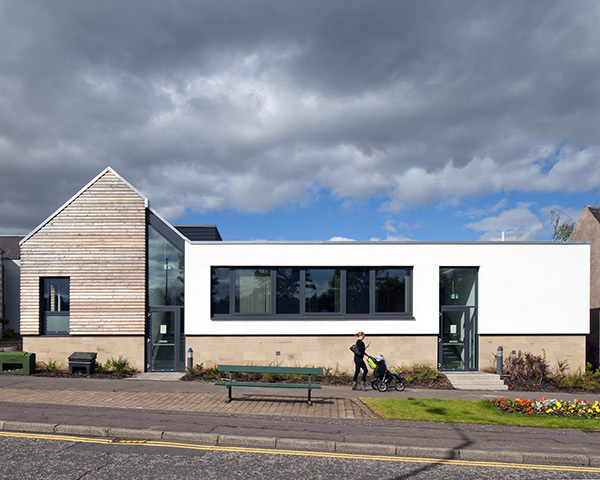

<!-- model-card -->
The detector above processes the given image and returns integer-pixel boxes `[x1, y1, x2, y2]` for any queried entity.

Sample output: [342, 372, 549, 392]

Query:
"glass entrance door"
[439, 307, 476, 370]
[147, 307, 184, 371]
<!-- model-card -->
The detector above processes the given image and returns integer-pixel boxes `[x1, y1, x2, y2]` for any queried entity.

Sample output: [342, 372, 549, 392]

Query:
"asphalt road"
[2, 400, 600, 460]
[1, 375, 600, 467]
[2, 432, 600, 480]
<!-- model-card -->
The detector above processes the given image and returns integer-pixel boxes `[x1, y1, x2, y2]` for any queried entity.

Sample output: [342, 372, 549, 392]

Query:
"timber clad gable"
[20, 169, 147, 335]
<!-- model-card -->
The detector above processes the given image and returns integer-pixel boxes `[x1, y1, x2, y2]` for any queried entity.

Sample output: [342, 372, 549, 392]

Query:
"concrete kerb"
[336, 441, 397, 456]
[107, 427, 163, 441]
[218, 434, 277, 449]
[1, 420, 600, 467]
[162, 431, 219, 445]
[3, 421, 57, 434]
[55, 424, 110, 438]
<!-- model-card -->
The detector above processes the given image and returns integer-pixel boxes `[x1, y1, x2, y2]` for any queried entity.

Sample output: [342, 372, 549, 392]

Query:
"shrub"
[553, 369, 600, 391]
[104, 356, 135, 376]
[0, 328, 16, 340]
[398, 363, 439, 384]
[94, 361, 108, 373]
[36, 360, 63, 372]
[181, 364, 225, 381]
[505, 350, 550, 383]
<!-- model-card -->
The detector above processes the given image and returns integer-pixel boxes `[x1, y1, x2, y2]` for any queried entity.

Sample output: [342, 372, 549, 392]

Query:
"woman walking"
[352, 331, 370, 390]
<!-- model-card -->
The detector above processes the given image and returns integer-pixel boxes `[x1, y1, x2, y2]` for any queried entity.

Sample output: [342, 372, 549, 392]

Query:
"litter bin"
[0, 351, 36, 375]
[68, 352, 97, 375]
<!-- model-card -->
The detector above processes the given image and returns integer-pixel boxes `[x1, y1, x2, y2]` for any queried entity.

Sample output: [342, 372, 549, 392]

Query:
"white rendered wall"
[184, 242, 589, 336]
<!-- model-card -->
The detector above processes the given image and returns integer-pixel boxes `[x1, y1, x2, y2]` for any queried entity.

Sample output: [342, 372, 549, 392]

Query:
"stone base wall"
[23, 336, 145, 372]
[479, 335, 586, 373]
[185, 335, 439, 373]
[22, 334, 586, 374]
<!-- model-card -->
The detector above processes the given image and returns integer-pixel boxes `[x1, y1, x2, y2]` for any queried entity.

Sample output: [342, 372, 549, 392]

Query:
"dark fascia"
[147, 210, 186, 252]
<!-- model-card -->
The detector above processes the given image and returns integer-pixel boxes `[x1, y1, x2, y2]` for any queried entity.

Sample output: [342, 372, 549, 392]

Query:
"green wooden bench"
[215, 365, 323, 405]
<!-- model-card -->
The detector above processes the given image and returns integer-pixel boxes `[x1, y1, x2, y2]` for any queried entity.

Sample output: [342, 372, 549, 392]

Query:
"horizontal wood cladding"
[20, 170, 147, 335]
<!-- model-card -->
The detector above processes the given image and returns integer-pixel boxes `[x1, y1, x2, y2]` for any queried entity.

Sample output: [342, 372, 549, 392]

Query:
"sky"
[1, 1, 599, 242]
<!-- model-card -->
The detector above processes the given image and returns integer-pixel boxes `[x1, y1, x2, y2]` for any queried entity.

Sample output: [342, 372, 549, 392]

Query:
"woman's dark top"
[354, 339, 366, 359]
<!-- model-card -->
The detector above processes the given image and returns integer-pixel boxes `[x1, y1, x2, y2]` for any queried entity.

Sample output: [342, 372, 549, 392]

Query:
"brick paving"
[0, 387, 377, 419]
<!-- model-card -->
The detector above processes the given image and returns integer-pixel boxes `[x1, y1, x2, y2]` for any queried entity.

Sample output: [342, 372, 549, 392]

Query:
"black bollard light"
[187, 347, 193, 372]
[496, 346, 503, 375]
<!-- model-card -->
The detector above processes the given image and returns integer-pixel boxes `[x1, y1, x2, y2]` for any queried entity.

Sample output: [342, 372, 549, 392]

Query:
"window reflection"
[148, 226, 184, 306]
[305, 268, 341, 313]
[375, 268, 411, 313]
[276, 268, 300, 314]
[346, 268, 370, 314]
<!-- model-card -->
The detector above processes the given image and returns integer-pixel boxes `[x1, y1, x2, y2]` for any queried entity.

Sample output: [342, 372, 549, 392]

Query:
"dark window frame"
[211, 266, 414, 320]
[40, 277, 70, 335]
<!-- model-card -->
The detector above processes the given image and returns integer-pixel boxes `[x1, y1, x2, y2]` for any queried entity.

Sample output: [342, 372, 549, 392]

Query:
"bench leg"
[307, 388, 312, 406]
[225, 372, 233, 403]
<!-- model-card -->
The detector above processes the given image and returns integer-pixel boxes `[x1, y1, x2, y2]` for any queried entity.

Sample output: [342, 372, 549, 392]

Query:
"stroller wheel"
[371, 380, 378, 390]
[377, 381, 388, 392]
[394, 380, 405, 392]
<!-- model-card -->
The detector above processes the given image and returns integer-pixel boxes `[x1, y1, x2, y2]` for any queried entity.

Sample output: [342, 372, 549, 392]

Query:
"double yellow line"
[2, 431, 599, 474]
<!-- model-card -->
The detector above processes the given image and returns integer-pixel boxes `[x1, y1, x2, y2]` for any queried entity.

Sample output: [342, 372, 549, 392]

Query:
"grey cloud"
[1, 1, 600, 231]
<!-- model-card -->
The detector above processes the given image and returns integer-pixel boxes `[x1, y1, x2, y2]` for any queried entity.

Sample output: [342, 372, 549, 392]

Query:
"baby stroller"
[367, 355, 406, 392]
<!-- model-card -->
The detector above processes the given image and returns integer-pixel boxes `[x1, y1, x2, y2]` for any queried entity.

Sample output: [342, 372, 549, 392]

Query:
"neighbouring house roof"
[174, 225, 223, 241]
[0, 236, 23, 259]
[587, 205, 600, 224]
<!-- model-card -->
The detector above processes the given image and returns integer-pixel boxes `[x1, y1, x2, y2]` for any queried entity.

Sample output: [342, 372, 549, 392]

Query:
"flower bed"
[491, 397, 600, 418]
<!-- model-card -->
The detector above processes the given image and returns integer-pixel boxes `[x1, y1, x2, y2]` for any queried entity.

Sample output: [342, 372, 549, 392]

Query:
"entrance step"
[126, 372, 184, 381]
[443, 371, 508, 391]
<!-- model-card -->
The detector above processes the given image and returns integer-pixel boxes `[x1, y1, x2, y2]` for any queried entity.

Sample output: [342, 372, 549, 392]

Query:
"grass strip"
[362, 397, 600, 430]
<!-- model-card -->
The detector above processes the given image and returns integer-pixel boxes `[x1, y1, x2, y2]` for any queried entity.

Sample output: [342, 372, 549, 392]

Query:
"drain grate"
[111, 439, 148, 444]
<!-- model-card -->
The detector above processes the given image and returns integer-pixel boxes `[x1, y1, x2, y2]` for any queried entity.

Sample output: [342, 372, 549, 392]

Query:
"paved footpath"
[1, 374, 600, 467]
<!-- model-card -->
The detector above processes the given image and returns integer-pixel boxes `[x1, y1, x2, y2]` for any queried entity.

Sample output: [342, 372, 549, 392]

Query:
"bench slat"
[217, 365, 323, 375]
[215, 380, 321, 389]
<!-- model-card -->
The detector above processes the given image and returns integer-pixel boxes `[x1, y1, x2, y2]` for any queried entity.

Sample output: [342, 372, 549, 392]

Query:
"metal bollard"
[187, 347, 193, 372]
[496, 346, 503, 375]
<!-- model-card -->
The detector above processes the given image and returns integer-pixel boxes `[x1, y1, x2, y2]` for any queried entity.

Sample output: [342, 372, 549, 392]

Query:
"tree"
[550, 209, 575, 242]
[550, 190, 599, 241]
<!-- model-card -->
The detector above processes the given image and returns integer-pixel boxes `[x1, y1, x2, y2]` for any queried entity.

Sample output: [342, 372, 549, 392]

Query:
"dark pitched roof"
[0, 236, 23, 259]
[174, 225, 223, 242]
[587, 206, 600, 223]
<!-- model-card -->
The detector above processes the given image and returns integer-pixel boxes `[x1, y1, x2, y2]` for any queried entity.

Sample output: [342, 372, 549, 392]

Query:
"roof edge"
[187, 240, 591, 246]
[149, 207, 190, 244]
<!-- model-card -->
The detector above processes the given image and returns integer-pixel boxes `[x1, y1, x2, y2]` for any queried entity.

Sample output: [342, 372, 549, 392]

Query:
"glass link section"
[147, 220, 185, 372]
[147, 225, 184, 306]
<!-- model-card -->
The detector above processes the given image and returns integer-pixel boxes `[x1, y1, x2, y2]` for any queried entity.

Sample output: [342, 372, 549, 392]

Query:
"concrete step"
[443, 372, 508, 391]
